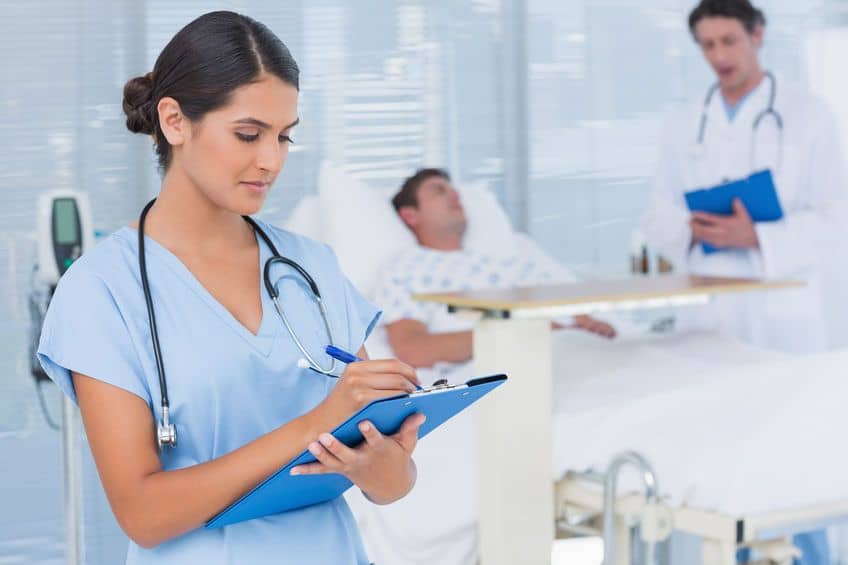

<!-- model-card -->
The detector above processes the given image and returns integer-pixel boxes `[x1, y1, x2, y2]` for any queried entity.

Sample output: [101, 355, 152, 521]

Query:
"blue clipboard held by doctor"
[205, 373, 507, 529]
[684, 169, 784, 254]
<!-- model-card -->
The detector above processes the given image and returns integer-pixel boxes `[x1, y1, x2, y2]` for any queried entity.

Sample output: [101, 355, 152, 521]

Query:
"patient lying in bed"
[376, 168, 615, 370]
[288, 163, 618, 564]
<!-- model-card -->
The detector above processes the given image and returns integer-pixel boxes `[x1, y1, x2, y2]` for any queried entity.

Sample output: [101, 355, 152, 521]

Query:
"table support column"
[473, 317, 553, 564]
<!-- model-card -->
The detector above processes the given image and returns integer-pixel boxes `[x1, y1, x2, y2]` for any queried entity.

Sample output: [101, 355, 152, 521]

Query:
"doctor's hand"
[290, 413, 426, 505]
[690, 198, 759, 250]
[316, 359, 421, 425]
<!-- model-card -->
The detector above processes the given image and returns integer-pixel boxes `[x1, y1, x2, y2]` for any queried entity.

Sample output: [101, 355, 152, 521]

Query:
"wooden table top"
[412, 275, 804, 312]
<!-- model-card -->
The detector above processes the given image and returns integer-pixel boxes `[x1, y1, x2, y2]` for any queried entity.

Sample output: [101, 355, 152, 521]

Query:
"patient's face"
[414, 176, 467, 236]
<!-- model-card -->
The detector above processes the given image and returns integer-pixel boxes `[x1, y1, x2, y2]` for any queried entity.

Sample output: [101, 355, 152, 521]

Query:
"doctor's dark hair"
[392, 168, 451, 212]
[688, 0, 766, 37]
[122, 11, 299, 171]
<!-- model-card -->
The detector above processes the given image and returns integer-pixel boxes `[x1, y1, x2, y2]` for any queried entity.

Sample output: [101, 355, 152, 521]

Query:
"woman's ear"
[157, 97, 188, 147]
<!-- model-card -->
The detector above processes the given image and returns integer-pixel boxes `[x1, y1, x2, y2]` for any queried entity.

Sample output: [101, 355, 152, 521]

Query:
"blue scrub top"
[37, 221, 380, 565]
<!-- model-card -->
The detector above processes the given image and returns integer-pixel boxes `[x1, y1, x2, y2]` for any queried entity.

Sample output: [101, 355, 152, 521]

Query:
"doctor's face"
[168, 74, 300, 216]
[694, 17, 763, 94]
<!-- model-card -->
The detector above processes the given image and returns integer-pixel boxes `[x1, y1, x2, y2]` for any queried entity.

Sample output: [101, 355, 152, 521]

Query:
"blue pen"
[325, 345, 422, 391]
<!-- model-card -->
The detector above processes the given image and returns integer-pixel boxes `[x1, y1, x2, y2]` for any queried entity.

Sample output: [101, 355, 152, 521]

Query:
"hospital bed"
[284, 162, 846, 564]
[552, 334, 848, 565]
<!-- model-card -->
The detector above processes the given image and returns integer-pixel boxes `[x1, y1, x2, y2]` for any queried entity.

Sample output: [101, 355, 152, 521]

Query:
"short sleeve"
[372, 268, 433, 326]
[36, 265, 151, 407]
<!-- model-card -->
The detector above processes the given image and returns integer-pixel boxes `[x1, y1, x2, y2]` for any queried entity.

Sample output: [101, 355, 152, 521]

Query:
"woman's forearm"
[74, 373, 347, 552]
[124, 408, 336, 547]
[362, 459, 417, 505]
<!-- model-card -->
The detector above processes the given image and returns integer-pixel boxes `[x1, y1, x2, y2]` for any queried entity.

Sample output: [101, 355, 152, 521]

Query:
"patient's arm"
[572, 315, 617, 339]
[386, 319, 472, 368]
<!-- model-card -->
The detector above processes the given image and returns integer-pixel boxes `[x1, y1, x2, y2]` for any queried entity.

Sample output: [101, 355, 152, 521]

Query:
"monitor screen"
[53, 198, 80, 245]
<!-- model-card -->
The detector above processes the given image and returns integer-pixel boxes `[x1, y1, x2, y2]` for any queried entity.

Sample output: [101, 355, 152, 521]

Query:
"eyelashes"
[235, 132, 295, 145]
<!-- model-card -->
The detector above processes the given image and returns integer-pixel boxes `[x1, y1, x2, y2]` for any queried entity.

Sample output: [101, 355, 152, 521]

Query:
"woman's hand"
[315, 358, 421, 427]
[290, 413, 426, 504]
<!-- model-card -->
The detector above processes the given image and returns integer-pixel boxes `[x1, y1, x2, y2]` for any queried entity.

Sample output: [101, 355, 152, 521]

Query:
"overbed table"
[414, 275, 803, 565]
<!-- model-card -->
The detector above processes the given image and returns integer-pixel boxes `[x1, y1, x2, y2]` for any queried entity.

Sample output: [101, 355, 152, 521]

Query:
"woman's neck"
[721, 68, 765, 107]
[140, 165, 254, 256]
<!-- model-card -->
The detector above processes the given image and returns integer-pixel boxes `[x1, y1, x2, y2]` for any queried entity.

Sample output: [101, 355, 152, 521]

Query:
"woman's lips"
[241, 181, 269, 193]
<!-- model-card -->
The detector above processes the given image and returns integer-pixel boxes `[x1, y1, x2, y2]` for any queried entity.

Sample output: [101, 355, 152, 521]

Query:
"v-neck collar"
[711, 76, 769, 130]
[118, 225, 279, 357]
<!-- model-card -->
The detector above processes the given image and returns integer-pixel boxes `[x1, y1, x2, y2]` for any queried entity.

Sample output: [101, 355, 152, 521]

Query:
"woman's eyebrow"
[232, 117, 300, 130]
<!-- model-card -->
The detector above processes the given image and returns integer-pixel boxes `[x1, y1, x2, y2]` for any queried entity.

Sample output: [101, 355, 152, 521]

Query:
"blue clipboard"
[205, 374, 507, 529]
[684, 169, 784, 254]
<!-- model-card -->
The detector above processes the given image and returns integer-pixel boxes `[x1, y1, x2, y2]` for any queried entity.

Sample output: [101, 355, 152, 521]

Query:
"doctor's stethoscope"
[691, 70, 784, 171]
[137, 199, 339, 448]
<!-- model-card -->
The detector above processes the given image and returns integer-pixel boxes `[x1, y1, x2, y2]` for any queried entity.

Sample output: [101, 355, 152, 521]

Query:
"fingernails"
[290, 468, 301, 475]
[308, 443, 321, 455]
[360, 422, 371, 433]
[319, 434, 333, 447]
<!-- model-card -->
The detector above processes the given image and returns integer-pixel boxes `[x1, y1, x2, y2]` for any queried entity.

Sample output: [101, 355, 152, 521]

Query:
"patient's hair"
[392, 168, 451, 212]
[122, 11, 299, 171]
[688, 0, 765, 37]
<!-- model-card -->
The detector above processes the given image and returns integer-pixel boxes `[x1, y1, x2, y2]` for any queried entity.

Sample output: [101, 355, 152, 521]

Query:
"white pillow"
[299, 160, 518, 297]
[461, 180, 517, 257]
[283, 194, 323, 241]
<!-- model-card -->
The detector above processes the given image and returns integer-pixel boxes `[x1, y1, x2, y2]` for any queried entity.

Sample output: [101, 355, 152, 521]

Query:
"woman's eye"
[235, 132, 260, 143]
[279, 134, 295, 145]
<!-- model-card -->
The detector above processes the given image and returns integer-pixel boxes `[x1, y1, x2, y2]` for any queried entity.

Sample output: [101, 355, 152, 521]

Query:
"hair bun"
[122, 72, 155, 135]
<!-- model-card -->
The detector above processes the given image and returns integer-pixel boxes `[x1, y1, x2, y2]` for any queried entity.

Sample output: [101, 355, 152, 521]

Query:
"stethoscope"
[138, 199, 338, 449]
[691, 70, 784, 171]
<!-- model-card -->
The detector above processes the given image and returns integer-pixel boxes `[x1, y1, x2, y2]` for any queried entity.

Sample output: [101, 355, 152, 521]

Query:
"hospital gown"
[37, 222, 380, 565]
[352, 243, 577, 565]
[375, 243, 576, 335]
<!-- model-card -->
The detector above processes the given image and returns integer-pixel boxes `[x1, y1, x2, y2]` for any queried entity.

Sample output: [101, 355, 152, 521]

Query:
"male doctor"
[642, 1, 846, 563]
[642, 0, 847, 356]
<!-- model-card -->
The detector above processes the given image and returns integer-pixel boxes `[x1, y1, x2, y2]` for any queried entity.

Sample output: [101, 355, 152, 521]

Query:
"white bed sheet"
[553, 339, 848, 517]
[348, 329, 817, 565]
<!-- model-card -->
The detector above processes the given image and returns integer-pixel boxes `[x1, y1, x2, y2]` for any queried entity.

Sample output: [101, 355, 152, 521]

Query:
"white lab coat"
[642, 77, 848, 354]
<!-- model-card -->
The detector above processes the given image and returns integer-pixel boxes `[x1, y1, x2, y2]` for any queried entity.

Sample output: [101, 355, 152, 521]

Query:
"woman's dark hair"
[392, 168, 451, 212]
[688, 0, 766, 37]
[122, 11, 299, 171]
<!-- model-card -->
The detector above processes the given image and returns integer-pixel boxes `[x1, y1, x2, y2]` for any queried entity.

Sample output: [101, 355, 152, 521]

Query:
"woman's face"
[176, 74, 299, 216]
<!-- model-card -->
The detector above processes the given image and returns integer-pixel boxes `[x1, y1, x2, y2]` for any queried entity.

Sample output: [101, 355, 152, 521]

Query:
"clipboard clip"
[409, 380, 463, 396]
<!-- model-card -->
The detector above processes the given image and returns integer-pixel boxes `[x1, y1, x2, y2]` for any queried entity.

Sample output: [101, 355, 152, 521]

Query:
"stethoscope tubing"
[138, 199, 337, 449]
[693, 71, 783, 170]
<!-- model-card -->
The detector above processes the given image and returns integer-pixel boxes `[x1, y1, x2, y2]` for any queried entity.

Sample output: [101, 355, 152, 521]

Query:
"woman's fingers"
[358, 420, 385, 449]
[318, 433, 357, 465]
[290, 461, 329, 476]
[350, 359, 420, 386]
[304, 441, 343, 471]
[346, 372, 419, 394]
[394, 413, 426, 452]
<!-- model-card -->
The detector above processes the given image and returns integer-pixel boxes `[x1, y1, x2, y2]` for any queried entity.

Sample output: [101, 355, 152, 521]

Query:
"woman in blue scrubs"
[37, 11, 424, 564]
